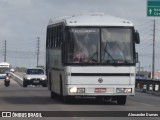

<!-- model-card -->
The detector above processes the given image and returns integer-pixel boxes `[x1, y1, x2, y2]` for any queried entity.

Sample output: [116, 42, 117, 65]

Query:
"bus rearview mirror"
[135, 52, 138, 63]
[134, 30, 140, 44]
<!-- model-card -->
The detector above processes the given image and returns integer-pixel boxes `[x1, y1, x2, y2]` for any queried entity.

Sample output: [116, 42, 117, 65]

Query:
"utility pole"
[4, 40, 7, 62]
[138, 61, 141, 72]
[36, 37, 40, 67]
[152, 19, 155, 79]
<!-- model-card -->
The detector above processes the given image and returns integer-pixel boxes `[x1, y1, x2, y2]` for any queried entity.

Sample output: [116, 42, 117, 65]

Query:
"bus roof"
[48, 13, 134, 27]
[0, 62, 10, 66]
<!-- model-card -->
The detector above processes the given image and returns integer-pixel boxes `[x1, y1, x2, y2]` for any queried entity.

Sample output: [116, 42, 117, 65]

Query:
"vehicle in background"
[10, 68, 15, 73]
[0, 62, 10, 79]
[136, 74, 148, 80]
[4, 73, 10, 87]
[23, 68, 47, 87]
[46, 13, 140, 105]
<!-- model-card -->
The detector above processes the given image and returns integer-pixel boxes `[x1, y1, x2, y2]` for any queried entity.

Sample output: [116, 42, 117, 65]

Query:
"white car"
[23, 68, 47, 87]
[10, 68, 15, 73]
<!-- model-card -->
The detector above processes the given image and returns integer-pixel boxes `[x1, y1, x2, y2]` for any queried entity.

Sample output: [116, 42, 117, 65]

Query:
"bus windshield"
[65, 27, 133, 64]
[0, 68, 10, 74]
[26, 69, 44, 75]
[101, 28, 133, 64]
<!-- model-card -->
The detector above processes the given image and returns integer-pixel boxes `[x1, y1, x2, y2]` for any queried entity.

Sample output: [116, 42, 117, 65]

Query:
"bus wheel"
[63, 96, 74, 104]
[96, 96, 103, 101]
[23, 82, 27, 87]
[117, 96, 126, 105]
[51, 91, 56, 99]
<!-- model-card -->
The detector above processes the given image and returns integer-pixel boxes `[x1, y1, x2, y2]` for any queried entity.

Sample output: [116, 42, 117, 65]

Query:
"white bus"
[46, 13, 140, 105]
[0, 62, 10, 79]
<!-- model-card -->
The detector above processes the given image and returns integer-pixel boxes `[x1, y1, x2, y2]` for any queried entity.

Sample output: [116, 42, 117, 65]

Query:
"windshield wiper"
[103, 42, 116, 63]
[88, 52, 98, 62]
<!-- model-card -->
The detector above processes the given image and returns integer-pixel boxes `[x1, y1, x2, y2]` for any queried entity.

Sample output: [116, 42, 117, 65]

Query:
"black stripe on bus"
[71, 73, 131, 76]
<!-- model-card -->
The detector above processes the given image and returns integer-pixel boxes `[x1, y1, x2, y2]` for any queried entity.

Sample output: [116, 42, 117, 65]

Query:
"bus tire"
[117, 96, 126, 105]
[60, 75, 63, 97]
[96, 96, 103, 101]
[51, 91, 56, 99]
[23, 81, 27, 87]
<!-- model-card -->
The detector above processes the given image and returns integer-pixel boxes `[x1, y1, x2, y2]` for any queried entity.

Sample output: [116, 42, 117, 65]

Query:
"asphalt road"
[0, 73, 159, 120]
[0, 87, 160, 120]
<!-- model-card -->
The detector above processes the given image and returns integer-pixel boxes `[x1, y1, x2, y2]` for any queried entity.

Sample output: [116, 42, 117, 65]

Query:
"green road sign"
[147, 0, 160, 16]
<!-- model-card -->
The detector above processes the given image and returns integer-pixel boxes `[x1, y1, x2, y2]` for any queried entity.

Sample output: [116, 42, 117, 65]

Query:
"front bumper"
[64, 85, 135, 96]
[24, 79, 47, 85]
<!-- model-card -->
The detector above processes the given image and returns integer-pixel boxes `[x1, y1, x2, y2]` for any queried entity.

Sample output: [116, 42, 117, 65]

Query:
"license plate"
[95, 88, 106, 93]
[33, 81, 39, 83]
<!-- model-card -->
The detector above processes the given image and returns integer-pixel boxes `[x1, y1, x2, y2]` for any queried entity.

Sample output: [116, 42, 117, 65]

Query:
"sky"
[0, 0, 160, 71]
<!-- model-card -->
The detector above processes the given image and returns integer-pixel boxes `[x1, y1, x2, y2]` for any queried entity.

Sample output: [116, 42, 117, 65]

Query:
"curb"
[136, 89, 160, 96]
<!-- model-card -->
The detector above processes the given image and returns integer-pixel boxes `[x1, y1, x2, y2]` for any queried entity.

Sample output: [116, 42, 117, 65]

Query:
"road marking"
[132, 100, 155, 108]
[73, 117, 85, 120]
[10, 72, 23, 80]
[140, 102, 155, 108]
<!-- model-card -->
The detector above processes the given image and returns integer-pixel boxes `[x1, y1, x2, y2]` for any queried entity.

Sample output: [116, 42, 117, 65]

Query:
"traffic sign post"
[147, 0, 160, 16]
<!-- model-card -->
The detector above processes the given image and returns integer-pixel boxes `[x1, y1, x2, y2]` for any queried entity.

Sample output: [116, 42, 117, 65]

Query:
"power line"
[6, 50, 45, 54]
[138, 40, 152, 46]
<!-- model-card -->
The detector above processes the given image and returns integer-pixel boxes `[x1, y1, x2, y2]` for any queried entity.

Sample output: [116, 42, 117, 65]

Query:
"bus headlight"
[69, 87, 77, 93]
[116, 88, 132, 93]
[69, 87, 85, 93]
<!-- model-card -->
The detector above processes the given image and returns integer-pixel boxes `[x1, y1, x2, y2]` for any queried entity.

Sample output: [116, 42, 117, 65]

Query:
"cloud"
[0, 0, 159, 69]
[1, 0, 33, 8]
